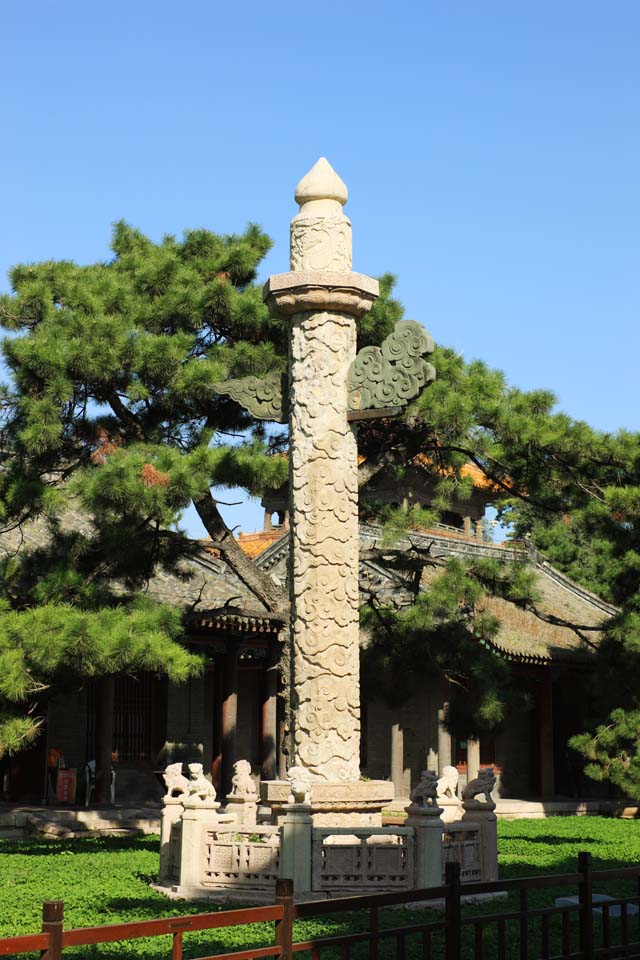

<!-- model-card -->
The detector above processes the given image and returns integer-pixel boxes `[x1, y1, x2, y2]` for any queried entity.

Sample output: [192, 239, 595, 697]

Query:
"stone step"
[0, 804, 160, 836]
[25, 813, 147, 840]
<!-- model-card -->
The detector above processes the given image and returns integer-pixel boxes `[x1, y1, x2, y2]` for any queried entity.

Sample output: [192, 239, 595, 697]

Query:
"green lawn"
[1, 817, 639, 958]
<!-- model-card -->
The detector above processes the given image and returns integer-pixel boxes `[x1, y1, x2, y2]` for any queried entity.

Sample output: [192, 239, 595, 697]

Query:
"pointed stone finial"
[290, 158, 352, 273]
[295, 158, 348, 214]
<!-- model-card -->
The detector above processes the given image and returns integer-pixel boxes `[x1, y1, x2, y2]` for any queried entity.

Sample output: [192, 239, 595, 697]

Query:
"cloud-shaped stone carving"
[347, 320, 435, 413]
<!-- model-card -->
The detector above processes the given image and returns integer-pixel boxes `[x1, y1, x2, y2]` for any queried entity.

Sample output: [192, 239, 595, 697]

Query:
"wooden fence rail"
[2, 851, 640, 960]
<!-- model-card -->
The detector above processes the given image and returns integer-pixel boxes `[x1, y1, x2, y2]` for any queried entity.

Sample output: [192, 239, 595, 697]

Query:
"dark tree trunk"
[221, 647, 239, 798]
[194, 492, 288, 613]
[261, 645, 278, 781]
[94, 675, 115, 806]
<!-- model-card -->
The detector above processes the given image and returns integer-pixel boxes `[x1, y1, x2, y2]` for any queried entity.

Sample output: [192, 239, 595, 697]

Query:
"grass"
[1, 817, 640, 958]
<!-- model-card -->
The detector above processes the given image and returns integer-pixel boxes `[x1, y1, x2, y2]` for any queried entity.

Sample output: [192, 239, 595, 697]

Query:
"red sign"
[56, 768, 77, 804]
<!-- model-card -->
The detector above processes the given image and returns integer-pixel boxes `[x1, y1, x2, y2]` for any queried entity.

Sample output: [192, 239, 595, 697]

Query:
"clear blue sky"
[2, 1, 638, 535]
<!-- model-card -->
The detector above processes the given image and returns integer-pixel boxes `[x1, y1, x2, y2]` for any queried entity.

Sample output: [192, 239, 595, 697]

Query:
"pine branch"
[194, 491, 287, 613]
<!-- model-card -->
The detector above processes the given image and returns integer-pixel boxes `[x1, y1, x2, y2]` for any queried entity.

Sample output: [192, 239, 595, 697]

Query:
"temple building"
[2, 463, 616, 806]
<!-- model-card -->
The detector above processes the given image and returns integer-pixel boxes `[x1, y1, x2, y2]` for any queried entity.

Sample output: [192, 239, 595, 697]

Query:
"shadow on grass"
[100, 893, 233, 915]
[499, 833, 605, 846]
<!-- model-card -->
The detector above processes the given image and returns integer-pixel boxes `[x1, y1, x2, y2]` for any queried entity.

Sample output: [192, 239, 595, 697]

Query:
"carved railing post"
[279, 799, 313, 893]
[159, 796, 183, 883]
[405, 770, 445, 888]
[461, 767, 498, 882]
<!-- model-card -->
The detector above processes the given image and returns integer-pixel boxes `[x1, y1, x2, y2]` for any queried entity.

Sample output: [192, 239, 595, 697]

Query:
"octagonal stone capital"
[263, 271, 379, 319]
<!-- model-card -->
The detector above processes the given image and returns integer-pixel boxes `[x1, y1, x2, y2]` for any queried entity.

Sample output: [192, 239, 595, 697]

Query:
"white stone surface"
[405, 806, 445, 889]
[261, 778, 394, 826]
[279, 804, 313, 893]
[283, 160, 377, 782]
[291, 158, 352, 272]
[159, 797, 183, 883]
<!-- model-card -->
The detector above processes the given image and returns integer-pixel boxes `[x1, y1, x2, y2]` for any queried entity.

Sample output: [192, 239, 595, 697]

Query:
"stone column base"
[225, 795, 258, 829]
[261, 780, 395, 827]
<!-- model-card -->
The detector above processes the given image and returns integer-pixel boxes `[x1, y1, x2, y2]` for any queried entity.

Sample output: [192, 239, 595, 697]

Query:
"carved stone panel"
[290, 217, 352, 273]
[312, 828, 415, 890]
[203, 828, 281, 887]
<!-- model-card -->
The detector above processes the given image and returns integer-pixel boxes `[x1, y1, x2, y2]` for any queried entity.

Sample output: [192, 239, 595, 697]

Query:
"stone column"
[467, 738, 480, 782]
[437, 703, 452, 775]
[390, 722, 405, 797]
[264, 159, 378, 783]
[277, 709, 288, 780]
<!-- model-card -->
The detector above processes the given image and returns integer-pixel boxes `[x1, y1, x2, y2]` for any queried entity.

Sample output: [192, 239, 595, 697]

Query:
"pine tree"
[0, 223, 401, 760]
[1, 223, 637, 800]
[358, 341, 639, 788]
[511, 488, 640, 798]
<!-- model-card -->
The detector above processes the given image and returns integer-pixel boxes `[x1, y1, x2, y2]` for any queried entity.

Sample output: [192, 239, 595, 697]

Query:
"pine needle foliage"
[1, 224, 638, 792]
[0, 221, 300, 754]
[0, 225, 404, 756]
[358, 304, 639, 769]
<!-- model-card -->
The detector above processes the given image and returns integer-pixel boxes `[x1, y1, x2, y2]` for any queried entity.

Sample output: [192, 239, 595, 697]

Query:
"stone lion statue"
[287, 766, 311, 805]
[163, 762, 190, 798]
[410, 769, 439, 807]
[231, 759, 257, 798]
[187, 762, 217, 802]
[437, 765, 459, 801]
[462, 766, 496, 805]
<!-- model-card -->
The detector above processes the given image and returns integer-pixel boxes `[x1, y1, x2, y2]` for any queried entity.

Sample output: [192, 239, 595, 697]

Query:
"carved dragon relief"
[211, 320, 435, 422]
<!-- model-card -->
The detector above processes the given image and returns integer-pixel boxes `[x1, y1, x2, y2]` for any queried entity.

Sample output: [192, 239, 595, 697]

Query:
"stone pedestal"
[405, 802, 445, 888]
[462, 802, 498, 882]
[225, 794, 258, 829]
[279, 803, 313, 893]
[159, 797, 183, 883]
[261, 778, 394, 827]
